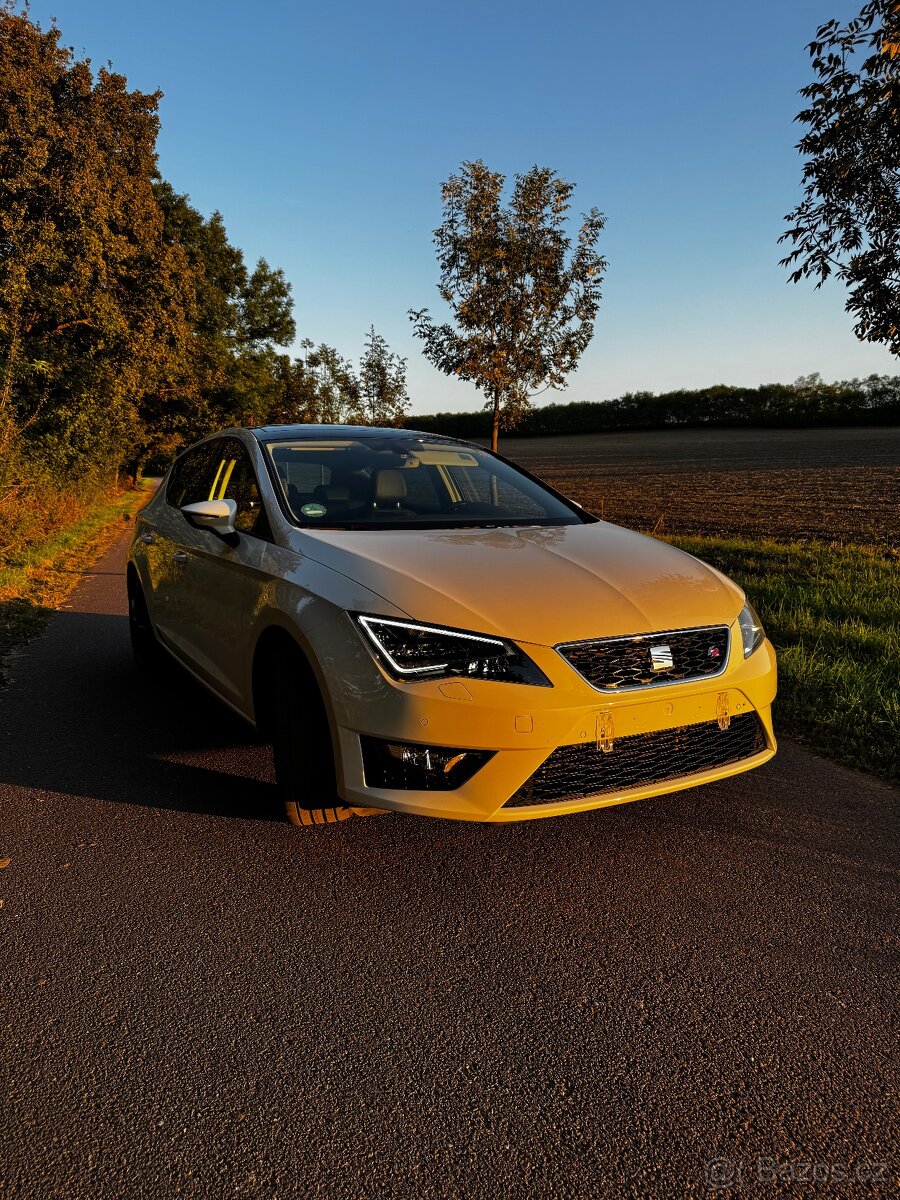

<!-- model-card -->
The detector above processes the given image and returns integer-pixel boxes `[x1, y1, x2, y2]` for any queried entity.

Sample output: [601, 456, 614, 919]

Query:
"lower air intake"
[506, 712, 767, 807]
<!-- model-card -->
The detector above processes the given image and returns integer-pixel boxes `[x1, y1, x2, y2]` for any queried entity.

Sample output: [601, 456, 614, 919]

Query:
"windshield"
[263, 436, 590, 530]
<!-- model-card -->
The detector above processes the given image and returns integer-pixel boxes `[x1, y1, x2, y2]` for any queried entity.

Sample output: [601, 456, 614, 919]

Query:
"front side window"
[166, 443, 217, 509]
[207, 439, 271, 538]
[264, 436, 589, 530]
[167, 439, 271, 539]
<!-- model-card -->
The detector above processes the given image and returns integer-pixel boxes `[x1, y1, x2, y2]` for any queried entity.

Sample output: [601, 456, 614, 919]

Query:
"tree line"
[407, 374, 900, 440]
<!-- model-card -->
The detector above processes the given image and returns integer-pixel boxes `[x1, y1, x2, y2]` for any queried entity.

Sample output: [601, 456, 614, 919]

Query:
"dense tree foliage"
[293, 342, 362, 424]
[271, 341, 360, 425]
[0, 6, 307, 548]
[781, 2, 900, 355]
[138, 181, 295, 475]
[0, 6, 194, 476]
[410, 160, 605, 450]
[407, 375, 900, 440]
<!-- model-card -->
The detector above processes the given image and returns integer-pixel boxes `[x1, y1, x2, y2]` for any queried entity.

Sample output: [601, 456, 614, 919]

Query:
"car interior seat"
[312, 484, 353, 514]
[370, 468, 414, 515]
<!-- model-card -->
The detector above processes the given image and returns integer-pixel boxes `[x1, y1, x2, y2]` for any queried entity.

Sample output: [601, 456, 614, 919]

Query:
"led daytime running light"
[356, 615, 507, 677]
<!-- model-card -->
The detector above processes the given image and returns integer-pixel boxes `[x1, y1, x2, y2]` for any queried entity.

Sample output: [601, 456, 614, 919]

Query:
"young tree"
[780, 2, 900, 356]
[273, 341, 361, 425]
[358, 326, 409, 426]
[271, 347, 319, 424]
[307, 343, 362, 424]
[410, 160, 606, 451]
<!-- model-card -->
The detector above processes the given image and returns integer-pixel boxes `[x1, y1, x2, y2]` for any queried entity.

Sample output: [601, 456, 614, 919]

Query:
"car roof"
[249, 424, 461, 443]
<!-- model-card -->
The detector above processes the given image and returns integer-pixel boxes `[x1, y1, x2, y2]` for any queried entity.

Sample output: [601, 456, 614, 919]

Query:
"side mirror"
[181, 499, 237, 536]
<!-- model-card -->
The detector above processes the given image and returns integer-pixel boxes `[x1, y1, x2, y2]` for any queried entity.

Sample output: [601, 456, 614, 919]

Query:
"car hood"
[296, 522, 744, 645]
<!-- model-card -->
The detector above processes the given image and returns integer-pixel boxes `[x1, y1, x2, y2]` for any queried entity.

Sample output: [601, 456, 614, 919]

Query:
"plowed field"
[500, 426, 898, 545]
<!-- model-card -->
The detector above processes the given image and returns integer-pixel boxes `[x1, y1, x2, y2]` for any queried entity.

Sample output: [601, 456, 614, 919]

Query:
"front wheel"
[271, 649, 376, 827]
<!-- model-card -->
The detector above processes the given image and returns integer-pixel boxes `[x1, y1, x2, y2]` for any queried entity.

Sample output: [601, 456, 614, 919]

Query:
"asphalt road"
[1, 531, 897, 1199]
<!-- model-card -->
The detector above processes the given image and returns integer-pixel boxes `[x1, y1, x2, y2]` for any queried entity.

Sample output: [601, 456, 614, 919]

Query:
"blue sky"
[27, 0, 899, 413]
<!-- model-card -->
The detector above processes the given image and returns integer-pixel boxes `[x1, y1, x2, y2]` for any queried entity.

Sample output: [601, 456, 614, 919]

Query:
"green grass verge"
[0, 482, 150, 683]
[665, 535, 899, 783]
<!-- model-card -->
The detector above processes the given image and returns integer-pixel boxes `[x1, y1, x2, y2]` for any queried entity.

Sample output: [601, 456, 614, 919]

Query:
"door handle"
[172, 551, 188, 563]
[140, 533, 154, 545]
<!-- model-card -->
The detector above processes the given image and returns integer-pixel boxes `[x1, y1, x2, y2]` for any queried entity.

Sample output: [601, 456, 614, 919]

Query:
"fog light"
[360, 736, 494, 790]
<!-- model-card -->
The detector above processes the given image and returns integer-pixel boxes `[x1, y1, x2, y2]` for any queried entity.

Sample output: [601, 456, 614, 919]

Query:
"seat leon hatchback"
[128, 425, 777, 826]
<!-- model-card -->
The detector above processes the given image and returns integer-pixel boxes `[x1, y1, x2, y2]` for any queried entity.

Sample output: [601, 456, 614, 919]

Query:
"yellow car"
[128, 425, 777, 825]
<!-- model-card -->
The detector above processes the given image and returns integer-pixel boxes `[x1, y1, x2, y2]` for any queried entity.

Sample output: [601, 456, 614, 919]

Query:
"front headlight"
[737, 601, 765, 658]
[353, 614, 552, 686]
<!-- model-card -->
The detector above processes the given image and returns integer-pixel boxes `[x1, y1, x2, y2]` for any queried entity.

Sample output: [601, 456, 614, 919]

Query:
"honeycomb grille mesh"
[557, 626, 730, 691]
[506, 712, 767, 807]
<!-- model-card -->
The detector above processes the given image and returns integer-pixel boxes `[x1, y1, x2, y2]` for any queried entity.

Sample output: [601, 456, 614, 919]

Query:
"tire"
[127, 572, 165, 676]
[270, 647, 361, 827]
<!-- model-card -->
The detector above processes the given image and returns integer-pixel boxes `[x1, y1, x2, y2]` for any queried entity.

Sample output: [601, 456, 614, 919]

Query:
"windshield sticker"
[300, 503, 327, 518]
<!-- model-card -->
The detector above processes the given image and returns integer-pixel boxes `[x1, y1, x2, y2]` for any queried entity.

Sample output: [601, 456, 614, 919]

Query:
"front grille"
[557, 625, 730, 692]
[505, 712, 766, 807]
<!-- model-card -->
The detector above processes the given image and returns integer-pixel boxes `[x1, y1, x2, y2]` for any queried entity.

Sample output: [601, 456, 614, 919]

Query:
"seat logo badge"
[596, 713, 615, 753]
[716, 692, 731, 731]
[649, 644, 674, 671]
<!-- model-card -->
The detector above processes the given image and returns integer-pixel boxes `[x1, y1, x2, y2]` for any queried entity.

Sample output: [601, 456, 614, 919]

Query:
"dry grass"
[0, 483, 150, 683]
[2, 476, 104, 562]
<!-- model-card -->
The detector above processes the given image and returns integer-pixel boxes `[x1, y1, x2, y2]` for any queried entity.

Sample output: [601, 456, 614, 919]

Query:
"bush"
[0, 445, 120, 565]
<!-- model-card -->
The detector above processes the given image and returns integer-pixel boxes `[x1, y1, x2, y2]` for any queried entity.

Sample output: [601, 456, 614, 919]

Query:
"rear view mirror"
[181, 499, 237, 536]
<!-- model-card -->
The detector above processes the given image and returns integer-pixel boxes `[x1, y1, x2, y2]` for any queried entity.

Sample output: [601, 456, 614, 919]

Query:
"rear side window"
[166, 443, 217, 508]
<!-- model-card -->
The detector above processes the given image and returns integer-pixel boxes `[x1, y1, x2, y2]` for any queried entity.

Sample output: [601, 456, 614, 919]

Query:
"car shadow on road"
[0, 608, 283, 821]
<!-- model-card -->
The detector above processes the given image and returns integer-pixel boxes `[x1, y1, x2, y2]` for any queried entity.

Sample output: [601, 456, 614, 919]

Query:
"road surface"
[1, 531, 897, 1198]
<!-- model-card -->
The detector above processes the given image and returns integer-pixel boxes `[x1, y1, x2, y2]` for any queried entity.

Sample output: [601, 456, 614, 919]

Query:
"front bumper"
[332, 634, 778, 823]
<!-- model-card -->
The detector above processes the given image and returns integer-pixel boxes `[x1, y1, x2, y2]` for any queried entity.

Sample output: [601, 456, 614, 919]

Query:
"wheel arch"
[126, 553, 154, 602]
[250, 622, 336, 745]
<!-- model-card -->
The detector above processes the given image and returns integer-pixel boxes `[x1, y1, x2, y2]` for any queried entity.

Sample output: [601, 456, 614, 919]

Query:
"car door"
[142, 441, 220, 650]
[164, 437, 277, 708]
